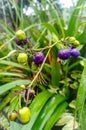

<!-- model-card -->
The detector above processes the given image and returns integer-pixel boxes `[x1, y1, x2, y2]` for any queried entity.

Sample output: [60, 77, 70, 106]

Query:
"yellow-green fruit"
[74, 40, 80, 46]
[17, 53, 28, 63]
[18, 107, 30, 123]
[16, 30, 26, 40]
[20, 84, 25, 89]
[68, 37, 76, 43]
[8, 112, 17, 121]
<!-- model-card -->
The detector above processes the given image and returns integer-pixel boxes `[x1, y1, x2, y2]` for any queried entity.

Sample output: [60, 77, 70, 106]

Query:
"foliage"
[0, 0, 86, 130]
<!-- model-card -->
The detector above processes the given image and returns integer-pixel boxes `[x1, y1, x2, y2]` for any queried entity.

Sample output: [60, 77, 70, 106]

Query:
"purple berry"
[69, 44, 74, 49]
[58, 48, 71, 60]
[71, 48, 80, 57]
[33, 52, 44, 64]
[15, 39, 21, 45]
[23, 38, 28, 44]
[15, 38, 28, 45]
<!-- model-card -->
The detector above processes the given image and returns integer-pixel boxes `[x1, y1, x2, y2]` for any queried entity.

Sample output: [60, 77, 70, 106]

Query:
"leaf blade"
[0, 80, 30, 94]
[44, 102, 68, 130]
[31, 94, 66, 130]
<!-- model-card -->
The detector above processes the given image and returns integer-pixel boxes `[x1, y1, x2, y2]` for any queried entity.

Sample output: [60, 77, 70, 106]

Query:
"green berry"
[17, 53, 28, 63]
[16, 30, 26, 40]
[68, 37, 76, 43]
[18, 107, 30, 123]
[8, 112, 17, 121]
[74, 40, 80, 46]
[20, 85, 25, 89]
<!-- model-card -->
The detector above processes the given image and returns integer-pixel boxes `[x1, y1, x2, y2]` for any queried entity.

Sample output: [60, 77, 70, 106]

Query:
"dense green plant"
[0, 0, 86, 130]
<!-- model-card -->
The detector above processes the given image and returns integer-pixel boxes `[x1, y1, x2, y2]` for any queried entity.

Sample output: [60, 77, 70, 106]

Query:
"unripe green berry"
[74, 40, 80, 46]
[18, 107, 30, 123]
[68, 37, 76, 43]
[8, 112, 17, 121]
[20, 85, 25, 89]
[16, 30, 26, 40]
[17, 53, 28, 63]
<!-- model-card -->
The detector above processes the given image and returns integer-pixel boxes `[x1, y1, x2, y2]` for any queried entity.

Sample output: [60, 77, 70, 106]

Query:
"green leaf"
[44, 102, 68, 130]
[0, 20, 14, 37]
[76, 63, 86, 129]
[0, 50, 17, 60]
[0, 72, 26, 78]
[0, 80, 30, 94]
[38, 11, 48, 22]
[0, 60, 30, 71]
[0, 91, 13, 110]
[10, 121, 23, 130]
[9, 95, 21, 111]
[47, 0, 65, 37]
[21, 90, 53, 130]
[81, 104, 86, 130]
[51, 58, 60, 87]
[77, 26, 86, 43]
[31, 94, 66, 130]
[43, 23, 59, 36]
[66, 0, 85, 36]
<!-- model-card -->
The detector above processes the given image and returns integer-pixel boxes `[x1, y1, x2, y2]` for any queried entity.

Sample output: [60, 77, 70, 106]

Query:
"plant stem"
[26, 48, 51, 105]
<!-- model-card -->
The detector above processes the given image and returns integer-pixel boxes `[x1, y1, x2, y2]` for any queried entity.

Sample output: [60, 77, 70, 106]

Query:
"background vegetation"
[0, 0, 86, 130]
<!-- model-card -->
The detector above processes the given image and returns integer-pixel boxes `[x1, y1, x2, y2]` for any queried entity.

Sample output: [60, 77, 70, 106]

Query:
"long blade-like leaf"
[31, 94, 66, 130]
[0, 80, 30, 94]
[0, 60, 30, 71]
[21, 90, 53, 130]
[44, 102, 68, 130]
[76, 63, 86, 129]
[66, 0, 85, 36]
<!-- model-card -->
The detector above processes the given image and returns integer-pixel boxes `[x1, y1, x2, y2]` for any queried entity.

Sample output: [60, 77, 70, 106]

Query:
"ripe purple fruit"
[71, 48, 80, 57]
[23, 38, 28, 44]
[58, 48, 71, 60]
[33, 52, 44, 64]
[15, 39, 21, 45]
[68, 44, 74, 49]
[15, 38, 28, 45]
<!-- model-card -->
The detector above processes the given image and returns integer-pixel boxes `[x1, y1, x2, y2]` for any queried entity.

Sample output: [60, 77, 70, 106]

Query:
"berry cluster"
[15, 30, 28, 45]
[68, 37, 80, 46]
[15, 30, 44, 65]
[8, 107, 30, 124]
[58, 45, 80, 60]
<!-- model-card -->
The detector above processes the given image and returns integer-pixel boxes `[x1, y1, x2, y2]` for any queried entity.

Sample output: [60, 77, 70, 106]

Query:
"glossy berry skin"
[58, 48, 71, 60]
[71, 48, 80, 57]
[18, 107, 30, 124]
[33, 52, 44, 64]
